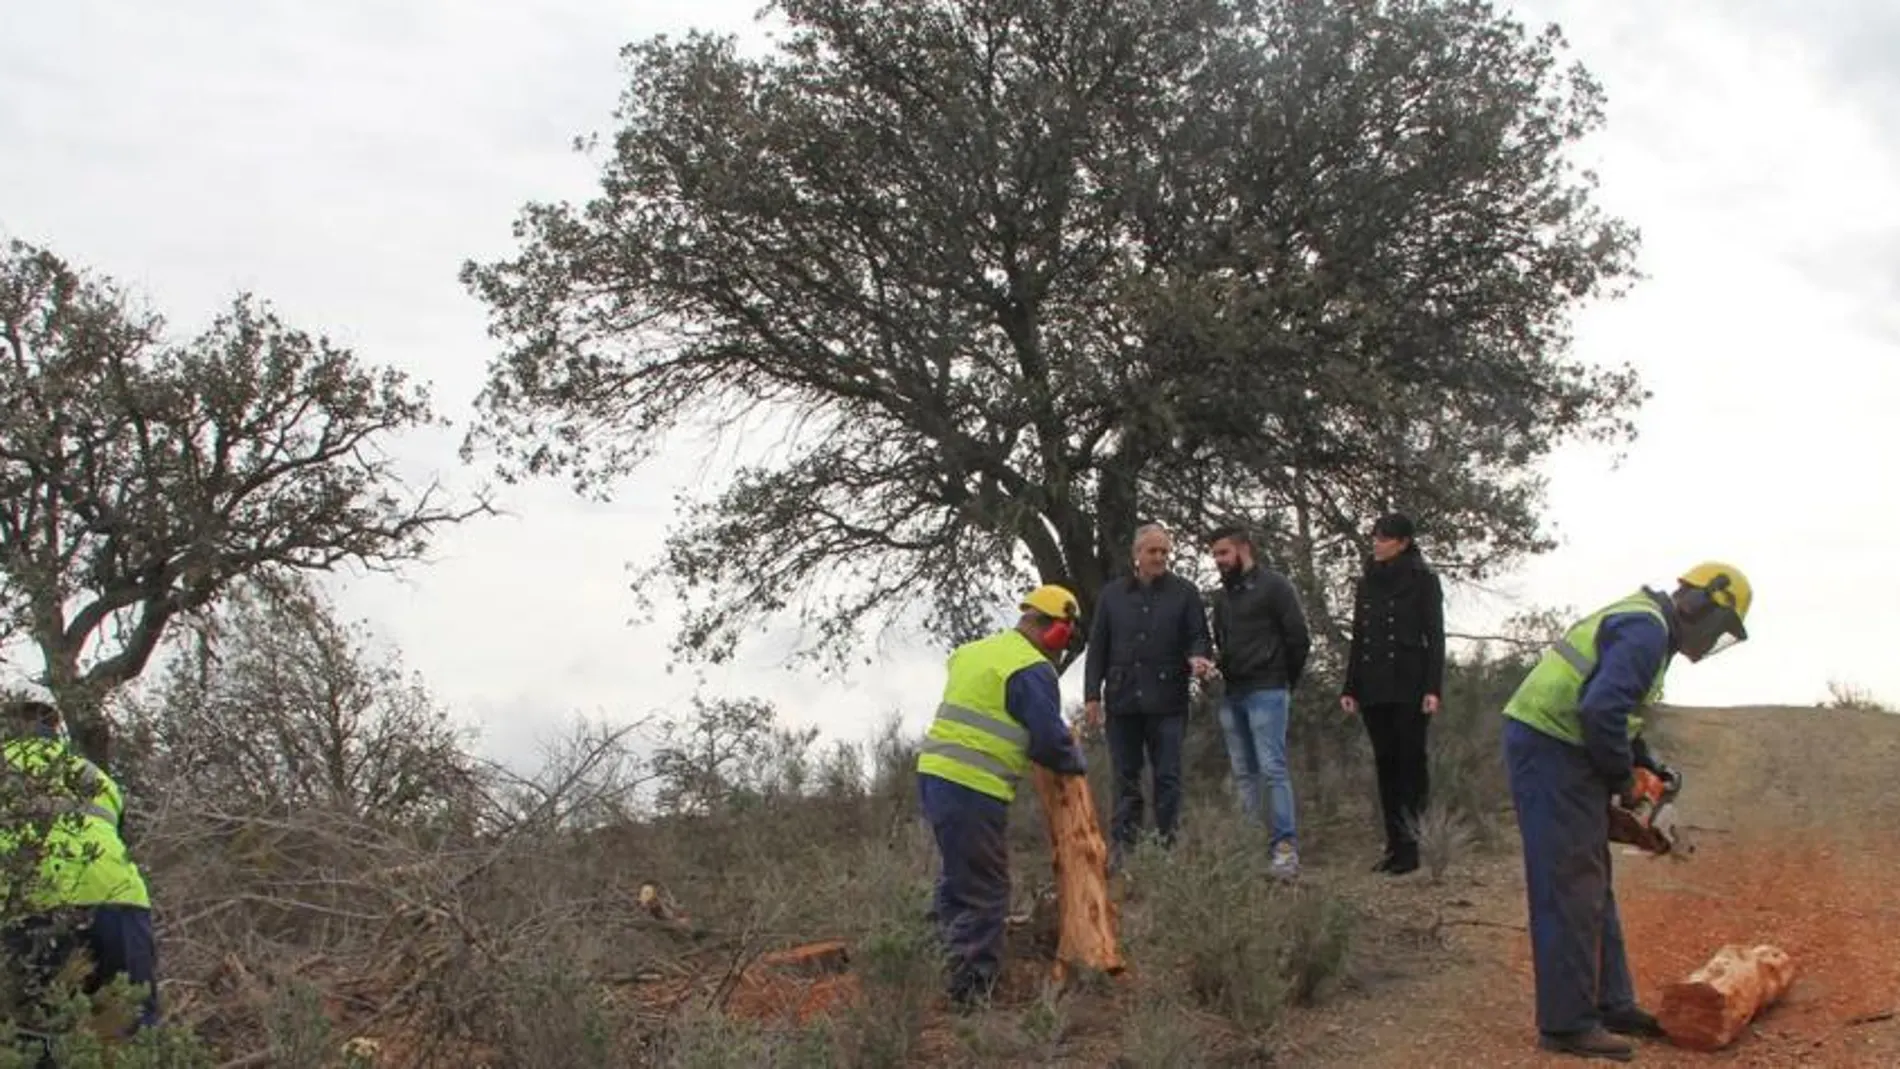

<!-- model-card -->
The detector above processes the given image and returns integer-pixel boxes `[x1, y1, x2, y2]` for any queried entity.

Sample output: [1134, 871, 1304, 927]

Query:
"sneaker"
[1538, 1027, 1635, 1061]
[1270, 841, 1300, 881]
[1601, 1005, 1665, 1038]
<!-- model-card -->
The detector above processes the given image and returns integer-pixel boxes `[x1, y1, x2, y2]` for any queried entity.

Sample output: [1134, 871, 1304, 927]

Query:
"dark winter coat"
[1083, 572, 1213, 718]
[1343, 546, 1447, 707]
[1209, 564, 1312, 694]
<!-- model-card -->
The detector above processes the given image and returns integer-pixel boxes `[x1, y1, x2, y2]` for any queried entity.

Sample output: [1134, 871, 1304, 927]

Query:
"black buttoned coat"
[1342, 547, 1447, 707]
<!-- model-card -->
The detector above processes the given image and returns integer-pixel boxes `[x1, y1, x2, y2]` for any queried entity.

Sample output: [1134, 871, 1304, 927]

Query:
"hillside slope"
[1283, 704, 1900, 1068]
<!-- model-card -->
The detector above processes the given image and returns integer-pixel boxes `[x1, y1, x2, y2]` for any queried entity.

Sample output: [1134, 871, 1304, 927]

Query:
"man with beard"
[1205, 523, 1312, 880]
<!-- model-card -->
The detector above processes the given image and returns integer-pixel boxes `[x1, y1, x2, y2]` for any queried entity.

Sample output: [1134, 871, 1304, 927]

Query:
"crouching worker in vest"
[1502, 563, 1751, 1061]
[0, 699, 159, 1034]
[917, 584, 1089, 1009]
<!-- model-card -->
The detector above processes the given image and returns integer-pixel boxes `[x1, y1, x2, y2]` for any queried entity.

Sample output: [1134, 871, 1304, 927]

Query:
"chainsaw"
[1608, 760, 1691, 857]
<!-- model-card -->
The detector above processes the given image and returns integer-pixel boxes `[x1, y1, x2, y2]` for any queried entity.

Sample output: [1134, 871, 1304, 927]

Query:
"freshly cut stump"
[1030, 762, 1125, 981]
[1658, 943, 1797, 1051]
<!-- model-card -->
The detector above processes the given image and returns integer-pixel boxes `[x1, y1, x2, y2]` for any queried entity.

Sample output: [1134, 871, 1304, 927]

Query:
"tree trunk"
[1030, 760, 1124, 982]
[42, 647, 113, 768]
[1657, 943, 1797, 1051]
[1287, 471, 1347, 659]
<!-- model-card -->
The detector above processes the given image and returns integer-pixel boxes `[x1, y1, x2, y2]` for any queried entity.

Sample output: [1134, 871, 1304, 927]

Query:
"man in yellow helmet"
[1502, 563, 1752, 1061]
[0, 699, 159, 1033]
[917, 584, 1089, 1009]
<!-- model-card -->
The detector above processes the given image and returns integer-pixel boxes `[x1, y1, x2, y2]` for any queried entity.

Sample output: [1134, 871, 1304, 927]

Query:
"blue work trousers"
[2, 904, 160, 1032]
[919, 774, 1010, 997]
[1503, 717, 1638, 1037]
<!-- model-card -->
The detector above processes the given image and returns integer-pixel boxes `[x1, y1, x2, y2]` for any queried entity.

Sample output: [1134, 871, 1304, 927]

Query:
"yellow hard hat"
[1020, 583, 1080, 621]
[1679, 561, 1751, 625]
[1676, 561, 1751, 659]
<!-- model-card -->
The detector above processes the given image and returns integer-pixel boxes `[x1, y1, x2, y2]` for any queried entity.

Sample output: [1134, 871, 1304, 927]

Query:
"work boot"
[947, 966, 997, 1014]
[1384, 843, 1420, 876]
[1601, 1005, 1665, 1038]
[1538, 1027, 1635, 1061]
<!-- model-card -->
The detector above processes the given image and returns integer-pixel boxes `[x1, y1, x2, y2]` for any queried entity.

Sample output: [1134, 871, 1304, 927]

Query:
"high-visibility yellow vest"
[0, 737, 151, 909]
[1503, 591, 1671, 745]
[916, 629, 1049, 802]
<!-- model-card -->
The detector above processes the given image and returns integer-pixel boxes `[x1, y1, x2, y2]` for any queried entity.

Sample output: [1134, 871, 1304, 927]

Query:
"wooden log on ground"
[1658, 943, 1797, 1051]
[754, 939, 851, 976]
[1030, 761, 1125, 980]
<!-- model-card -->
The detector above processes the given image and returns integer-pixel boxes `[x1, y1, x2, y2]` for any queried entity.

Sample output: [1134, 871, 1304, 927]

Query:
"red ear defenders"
[1040, 619, 1075, 651]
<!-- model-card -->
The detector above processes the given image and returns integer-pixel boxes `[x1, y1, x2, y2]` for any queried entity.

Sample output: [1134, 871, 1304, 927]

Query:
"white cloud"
[0, 0, 1894, 772]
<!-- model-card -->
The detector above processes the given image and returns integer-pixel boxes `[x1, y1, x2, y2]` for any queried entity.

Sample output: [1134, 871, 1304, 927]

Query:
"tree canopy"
[0, 239, 485, 761]
[464, 0, 1645, 668]
[120, 575, 475, 823]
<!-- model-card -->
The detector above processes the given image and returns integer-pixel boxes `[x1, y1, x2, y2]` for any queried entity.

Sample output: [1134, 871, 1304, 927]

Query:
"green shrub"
[1121, 809, 1359, 1035]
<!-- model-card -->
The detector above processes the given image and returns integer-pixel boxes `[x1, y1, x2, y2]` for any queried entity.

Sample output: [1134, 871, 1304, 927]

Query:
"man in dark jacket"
[1341, 512, 1447, 876]
[1205, 523, 1312, 880]
[1083, 524, 1213, 860]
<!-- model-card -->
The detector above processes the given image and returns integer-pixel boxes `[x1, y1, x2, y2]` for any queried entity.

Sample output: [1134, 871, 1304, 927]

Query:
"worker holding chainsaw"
[1502, 562, 1751, 1061]
[916, 584, 1088, 1009]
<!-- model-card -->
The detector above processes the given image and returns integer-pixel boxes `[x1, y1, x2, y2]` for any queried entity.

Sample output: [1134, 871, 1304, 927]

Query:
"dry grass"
[0, 647, 1545, 1067]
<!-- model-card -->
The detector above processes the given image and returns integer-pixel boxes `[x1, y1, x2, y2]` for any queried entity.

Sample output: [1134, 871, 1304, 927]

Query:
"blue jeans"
[1503, 717, 1637, 1036]
[1218, 686, 1297, 849]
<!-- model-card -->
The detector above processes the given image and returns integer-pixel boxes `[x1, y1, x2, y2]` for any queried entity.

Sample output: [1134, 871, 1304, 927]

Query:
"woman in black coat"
[1340, 513, 1446, 875]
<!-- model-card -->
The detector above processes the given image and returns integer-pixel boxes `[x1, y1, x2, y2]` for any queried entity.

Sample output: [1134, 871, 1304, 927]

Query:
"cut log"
[754, 939, 851, 976]
[1658, 943, 1797, 1051]
[1030, 760, 1125, 980]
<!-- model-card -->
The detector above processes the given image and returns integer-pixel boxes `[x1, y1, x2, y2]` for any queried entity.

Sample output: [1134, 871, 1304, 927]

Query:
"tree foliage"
[0, 239, 487, 759]
[650, 695, 819, 815]
[119, 575, 476, 823]
[464, 0, 1645, 667]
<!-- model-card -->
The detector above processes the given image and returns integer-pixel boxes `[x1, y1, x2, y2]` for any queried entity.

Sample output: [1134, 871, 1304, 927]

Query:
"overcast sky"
[2, 1, 1894, 765]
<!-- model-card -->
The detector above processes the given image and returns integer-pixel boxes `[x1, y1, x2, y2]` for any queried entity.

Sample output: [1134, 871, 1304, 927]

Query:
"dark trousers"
[919, 774, 1010, 999]
[2, 905, 160, 1032]
[1105, 712, 1185, 851]
[1503, 717, 1637, 1037]
[1362, 701, 1431, 859]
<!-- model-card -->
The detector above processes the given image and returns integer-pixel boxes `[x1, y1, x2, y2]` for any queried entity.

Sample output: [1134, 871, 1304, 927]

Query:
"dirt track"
[1282, 705, 1900, 1068]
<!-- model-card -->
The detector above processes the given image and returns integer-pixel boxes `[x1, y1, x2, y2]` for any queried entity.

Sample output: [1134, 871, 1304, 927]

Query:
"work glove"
[1630, 734, 1656, 772]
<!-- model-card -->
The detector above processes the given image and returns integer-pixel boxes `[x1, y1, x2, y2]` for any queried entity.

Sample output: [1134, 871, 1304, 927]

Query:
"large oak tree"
[464, 0, 1645, 668]
[0, 239, 486, 762]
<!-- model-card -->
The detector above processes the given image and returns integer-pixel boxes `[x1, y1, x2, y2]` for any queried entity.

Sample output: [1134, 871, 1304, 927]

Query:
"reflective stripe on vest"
[22, 797, 119, 825]
[1503, 591, 1670, 747]
[916, 630, 1047, 803]
[929, 701, 1031, 748]
[917, 702, 1032, 785]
